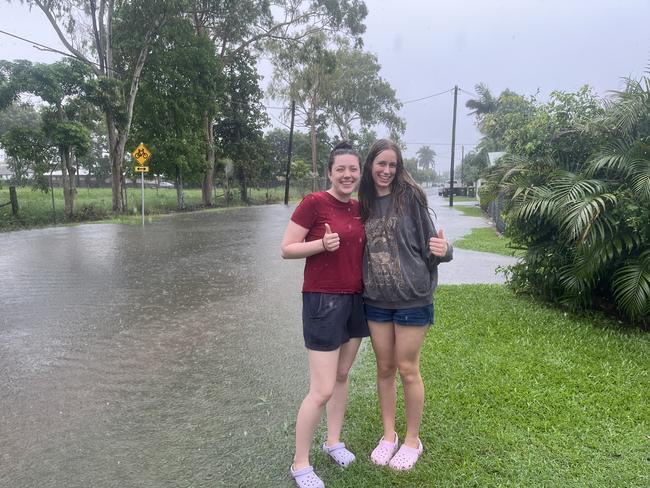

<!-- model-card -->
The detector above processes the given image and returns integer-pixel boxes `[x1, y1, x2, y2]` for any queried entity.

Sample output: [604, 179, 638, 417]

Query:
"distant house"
[0, 162, 11, 181]
[48, 167, 90, 186]
[475, 151, 506, 197]
[487, 151, 506, 166]
[0, 149, 9, 181]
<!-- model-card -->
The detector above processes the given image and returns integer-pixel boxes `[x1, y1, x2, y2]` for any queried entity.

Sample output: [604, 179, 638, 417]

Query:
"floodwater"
[0, 192, 515, 488]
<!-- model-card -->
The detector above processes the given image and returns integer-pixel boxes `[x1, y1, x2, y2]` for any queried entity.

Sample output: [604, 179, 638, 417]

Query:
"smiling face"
[328, 153, 361, 201]
[371, 149, 398, 196]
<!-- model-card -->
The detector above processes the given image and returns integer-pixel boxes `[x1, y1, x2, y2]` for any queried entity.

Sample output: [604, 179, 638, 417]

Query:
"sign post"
[131, 143, 151, 226]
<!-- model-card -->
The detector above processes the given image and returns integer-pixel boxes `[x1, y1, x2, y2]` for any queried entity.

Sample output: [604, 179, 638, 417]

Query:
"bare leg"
[325, 338, 362, 446]
[293, 349, 340, 470]
[395, 325, 429, 448]
[368, 320, 397, 442]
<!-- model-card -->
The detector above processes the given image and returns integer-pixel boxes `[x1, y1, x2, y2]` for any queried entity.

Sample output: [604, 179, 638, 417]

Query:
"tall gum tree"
[129, 15, 222, 210]
[269, 32, 336, 189]
[190, 0, 367, 204]
[0, 59, 92, 217]
[15, 0, 177, 212]
[325, 42, 404, 141]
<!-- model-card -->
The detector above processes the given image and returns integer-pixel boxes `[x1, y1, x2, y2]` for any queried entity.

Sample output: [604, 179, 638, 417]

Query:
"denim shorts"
[364, 303, 434, 326]
[302, 292, 369, 351]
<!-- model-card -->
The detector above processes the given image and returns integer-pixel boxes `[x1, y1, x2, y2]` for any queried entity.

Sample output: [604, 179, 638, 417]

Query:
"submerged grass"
[0, 185, 300, 231]
[313, 285, 649, 488]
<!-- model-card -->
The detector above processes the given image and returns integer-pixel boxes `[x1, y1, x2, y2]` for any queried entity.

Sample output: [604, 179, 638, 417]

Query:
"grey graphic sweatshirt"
[363, 192, 453, 309]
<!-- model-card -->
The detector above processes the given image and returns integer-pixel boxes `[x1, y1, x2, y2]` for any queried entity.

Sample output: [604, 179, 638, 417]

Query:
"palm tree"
[465, 82, 498, 118]
[416, 145, 436, 171]
[504, 73, 650, 324]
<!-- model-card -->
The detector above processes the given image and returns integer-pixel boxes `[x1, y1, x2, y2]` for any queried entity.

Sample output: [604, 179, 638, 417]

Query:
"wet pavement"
[0, 191, 516, 488]
[428, 192, 518, 284]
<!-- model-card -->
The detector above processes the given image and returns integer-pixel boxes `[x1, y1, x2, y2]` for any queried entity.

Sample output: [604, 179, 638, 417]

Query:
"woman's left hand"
[429, 228, 448, 256]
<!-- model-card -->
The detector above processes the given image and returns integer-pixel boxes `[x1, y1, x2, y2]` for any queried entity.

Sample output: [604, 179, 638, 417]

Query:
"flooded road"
[0, 192, 514, 488]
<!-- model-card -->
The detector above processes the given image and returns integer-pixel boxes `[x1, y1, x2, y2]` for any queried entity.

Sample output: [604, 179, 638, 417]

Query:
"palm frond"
[612, 250, 650, 320]
[606, 77, 650, 135]
[562, 193, 618, 243]
[630, 158, 650, 202]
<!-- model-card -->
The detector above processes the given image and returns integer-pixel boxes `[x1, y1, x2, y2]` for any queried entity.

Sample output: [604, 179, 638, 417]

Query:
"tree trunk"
[107, 112, 124, 213]
[239, 170, 248, 204]
[310, 106, 317, 192]
[176, 166, 185, 210]
[201, 111, 215, 206]
[60, 147, 76, 218]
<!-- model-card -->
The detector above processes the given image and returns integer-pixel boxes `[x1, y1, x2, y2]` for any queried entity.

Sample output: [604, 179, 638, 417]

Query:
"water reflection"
[0, 196, 514, 488]
[1, 205, 305, 487]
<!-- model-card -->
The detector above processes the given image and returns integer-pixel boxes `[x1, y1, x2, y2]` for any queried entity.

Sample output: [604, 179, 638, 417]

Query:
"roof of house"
[487, 151, 506, 166]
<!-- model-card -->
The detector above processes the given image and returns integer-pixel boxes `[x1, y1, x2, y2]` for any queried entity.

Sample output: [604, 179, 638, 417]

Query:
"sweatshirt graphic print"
[365, 216, 404, 292]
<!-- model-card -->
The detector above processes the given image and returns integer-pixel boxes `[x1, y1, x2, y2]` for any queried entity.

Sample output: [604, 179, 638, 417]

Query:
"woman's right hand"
[322, 223, 340, 252]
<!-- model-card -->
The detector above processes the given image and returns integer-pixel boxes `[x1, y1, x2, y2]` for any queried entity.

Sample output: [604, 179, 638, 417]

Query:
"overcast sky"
[1, 0, 649, 167]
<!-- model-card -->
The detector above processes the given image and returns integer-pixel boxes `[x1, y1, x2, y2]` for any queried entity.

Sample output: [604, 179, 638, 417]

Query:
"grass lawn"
[314, 285, 649, 488]
[453, 227, 523, 257]
[453, 205, 486, 218]
[450, 196, 478, 203]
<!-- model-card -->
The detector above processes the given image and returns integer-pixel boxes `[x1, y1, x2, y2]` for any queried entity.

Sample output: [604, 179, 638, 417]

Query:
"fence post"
[9, 186, 18, 216]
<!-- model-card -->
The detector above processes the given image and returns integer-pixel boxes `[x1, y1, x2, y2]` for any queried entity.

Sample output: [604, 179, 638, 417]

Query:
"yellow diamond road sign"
[132, 143, 151, 165]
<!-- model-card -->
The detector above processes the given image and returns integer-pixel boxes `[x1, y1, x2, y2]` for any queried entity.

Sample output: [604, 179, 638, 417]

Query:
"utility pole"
[461, 144, 465, 187]
[284, 100, 296, 205]
[449, 85, 458, 207]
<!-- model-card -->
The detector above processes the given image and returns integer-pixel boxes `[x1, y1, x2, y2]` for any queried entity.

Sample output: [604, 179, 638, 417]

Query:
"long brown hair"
[358, 139, 428, 222]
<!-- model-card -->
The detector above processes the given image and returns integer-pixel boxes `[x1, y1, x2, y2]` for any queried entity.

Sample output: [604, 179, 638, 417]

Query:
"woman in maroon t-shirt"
[281, 141, 368, 488]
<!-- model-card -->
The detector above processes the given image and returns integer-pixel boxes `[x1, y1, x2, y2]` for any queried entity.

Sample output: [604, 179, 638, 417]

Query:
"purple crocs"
[388, 439, 424, 471]
[322, 442, 356, 467]
[370, 432, 399, 466]
[290, 465, 324, 488]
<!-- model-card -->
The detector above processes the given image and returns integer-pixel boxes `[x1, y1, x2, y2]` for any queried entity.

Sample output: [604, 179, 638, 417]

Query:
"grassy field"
[449, 196, 478, 203]
[0, 185, 306, 231]
[313, 285, 649, 488]
[453, 227, 523, 257]
[449, 205, 522, 257]
[453, 205, 486, 218]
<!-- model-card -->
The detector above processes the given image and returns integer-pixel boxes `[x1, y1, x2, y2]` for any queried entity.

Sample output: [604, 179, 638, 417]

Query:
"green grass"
[449, 196, 478, 203]
[315, 285, 649, 488]
[0, 185, 304, 231]
[453, 205, 486, 218]
[454, 227, 523, 257]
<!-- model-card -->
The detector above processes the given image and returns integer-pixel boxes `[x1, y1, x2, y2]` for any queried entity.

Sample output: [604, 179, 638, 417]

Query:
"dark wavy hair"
[327, 140, 360, 172]
[358, 139, 428, 222]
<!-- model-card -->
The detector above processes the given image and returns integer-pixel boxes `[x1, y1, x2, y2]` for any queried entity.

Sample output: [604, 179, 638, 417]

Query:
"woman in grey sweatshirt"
[358, 139, 453, 471]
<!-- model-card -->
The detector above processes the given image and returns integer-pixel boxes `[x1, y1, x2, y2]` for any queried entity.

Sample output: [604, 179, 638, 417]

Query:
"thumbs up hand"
[322, 223, 340, 252]
[429, 228, 448, 257]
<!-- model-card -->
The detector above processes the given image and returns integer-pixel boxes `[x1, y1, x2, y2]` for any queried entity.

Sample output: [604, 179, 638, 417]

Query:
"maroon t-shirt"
[291, 191, 365, 294]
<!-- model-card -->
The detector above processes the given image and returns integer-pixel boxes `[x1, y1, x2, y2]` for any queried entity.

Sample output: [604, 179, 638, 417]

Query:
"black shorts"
[302, 292, 369, 351]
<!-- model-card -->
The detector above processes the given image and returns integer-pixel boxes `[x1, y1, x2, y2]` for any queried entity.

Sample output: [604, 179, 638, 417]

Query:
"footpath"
[426, 191, 518, 285]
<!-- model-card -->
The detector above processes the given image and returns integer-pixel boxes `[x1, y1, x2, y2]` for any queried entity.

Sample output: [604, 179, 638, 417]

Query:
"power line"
[0, 29, 71, 59]
[403, 141, 477, 146]
[458, 87, 479, 98]
[0, 29, 122, 74]
[402, 88, 454, 104]
[269, 112, 291, 129]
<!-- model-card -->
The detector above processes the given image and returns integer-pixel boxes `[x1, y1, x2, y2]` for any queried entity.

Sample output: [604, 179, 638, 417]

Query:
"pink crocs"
[323, 442, 356, 467]
[290, 465, 324, 488]
[388, 439, 424, 471]
[370, 432, 399, 466]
